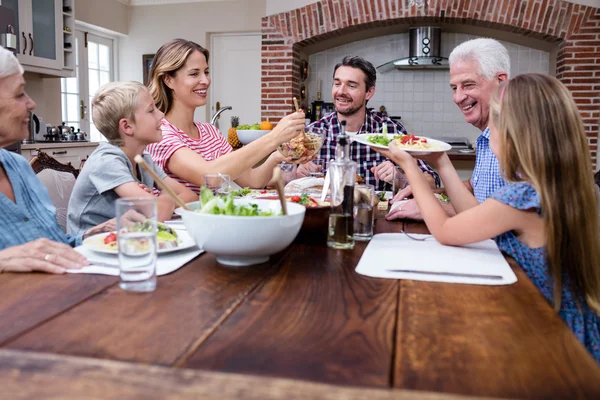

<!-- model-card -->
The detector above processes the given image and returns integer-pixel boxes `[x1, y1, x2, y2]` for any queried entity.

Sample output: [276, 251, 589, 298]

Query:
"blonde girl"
[146, 38, 308, 192]
[374, 73, 600, 363]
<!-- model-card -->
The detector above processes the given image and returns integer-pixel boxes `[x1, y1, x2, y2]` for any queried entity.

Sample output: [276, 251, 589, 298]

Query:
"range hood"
[377, 27, 449, 71]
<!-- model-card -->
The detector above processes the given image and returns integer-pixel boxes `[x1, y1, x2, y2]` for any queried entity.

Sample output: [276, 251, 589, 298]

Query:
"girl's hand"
[0, 238, 89, 274]
[387, 141, 414, 166]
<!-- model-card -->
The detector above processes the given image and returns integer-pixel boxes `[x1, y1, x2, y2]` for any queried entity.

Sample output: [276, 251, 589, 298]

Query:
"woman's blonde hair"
[490, 73, 600, 314]
[92, 81, 146, 146]
[147, 39, 209, 114]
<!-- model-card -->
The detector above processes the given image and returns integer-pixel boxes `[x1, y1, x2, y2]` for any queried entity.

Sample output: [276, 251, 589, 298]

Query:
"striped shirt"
[471, 127, 507, 203]
[308, 109, 440, 189]
[147, 118, 233, 194]
[0, 149, 80, 250]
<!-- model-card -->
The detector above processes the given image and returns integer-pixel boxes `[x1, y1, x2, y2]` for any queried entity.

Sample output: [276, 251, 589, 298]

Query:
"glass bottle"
[327, 121, 357, 249]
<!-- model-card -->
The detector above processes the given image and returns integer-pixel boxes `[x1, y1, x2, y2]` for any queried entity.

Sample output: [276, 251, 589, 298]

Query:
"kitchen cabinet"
[21, 142, 99, 169]
[1, 0, 74, 77]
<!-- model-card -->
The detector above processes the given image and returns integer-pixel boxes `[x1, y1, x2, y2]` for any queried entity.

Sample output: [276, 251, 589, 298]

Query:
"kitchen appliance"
[22, 112, 40, 144]
[436, 136, 472, 150]
[377, 27, 449, 72]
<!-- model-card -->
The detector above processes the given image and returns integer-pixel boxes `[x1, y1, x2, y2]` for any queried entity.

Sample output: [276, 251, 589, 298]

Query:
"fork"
[401, 221, 433, 241]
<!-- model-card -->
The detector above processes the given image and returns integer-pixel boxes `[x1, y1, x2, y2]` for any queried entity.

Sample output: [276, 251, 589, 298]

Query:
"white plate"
[349, 133, 452, 154]
[82, 229, 196, 255]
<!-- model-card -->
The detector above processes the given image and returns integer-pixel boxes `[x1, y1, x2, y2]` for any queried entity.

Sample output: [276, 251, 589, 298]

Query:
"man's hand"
[370, 161, 396, 183]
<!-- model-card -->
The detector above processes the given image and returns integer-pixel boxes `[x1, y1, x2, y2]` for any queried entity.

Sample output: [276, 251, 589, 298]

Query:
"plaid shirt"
[307, 109, 440, 189]
[471, 128, 507, 203]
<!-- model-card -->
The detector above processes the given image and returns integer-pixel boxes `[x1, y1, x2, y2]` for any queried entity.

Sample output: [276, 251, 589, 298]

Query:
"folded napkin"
[68, 231, 203, 276]
[356, 233, 517, 285]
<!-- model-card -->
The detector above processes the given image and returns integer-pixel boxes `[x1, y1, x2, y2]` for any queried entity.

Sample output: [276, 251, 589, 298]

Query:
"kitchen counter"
[446, 149, 476, 161]
[21, 142, 100, 150]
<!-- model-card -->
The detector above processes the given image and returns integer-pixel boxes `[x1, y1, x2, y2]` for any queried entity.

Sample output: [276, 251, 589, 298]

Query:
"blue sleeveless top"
[491, 182, 599, 363]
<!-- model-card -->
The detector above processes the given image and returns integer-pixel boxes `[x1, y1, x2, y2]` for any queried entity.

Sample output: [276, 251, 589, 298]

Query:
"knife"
[385, 269, 503, 280]
[88, 260, 119, 268]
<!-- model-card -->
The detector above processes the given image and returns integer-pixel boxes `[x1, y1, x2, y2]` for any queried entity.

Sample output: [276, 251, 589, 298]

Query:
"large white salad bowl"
[175, 199, 305, 266]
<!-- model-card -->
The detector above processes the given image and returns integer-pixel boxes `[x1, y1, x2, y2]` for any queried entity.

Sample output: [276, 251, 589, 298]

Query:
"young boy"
[67, 81, 197, 236]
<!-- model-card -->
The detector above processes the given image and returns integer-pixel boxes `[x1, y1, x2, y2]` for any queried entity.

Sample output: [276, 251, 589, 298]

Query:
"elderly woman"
[0, 46, 109, 274]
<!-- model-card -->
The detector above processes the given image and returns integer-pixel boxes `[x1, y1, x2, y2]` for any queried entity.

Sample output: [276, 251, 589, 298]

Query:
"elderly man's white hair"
[449, 38, 510, 80]
[0, 46, 24, 78]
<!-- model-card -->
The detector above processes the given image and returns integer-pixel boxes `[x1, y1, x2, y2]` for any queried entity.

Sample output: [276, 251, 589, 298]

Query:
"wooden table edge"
[0, 349, 512, 400]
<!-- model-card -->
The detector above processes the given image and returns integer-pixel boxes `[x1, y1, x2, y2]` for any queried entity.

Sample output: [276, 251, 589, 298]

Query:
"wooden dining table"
[1, 214, 599, 400]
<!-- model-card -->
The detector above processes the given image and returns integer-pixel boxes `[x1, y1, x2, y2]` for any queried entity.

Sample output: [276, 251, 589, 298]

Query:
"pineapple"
[228, 116, 242, 149]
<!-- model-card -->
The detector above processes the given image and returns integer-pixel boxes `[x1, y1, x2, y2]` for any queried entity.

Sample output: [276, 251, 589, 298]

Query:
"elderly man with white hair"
[0, 46, 112, 274]
[387, 38, 509, 220]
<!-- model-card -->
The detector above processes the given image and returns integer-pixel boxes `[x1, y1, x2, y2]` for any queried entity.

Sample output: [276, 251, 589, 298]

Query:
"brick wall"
[261, 0, 600, 166]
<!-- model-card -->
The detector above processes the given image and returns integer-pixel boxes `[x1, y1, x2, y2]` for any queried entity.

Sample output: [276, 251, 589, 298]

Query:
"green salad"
[196, 186, 275, 216]
[366, 134, 403, 146]
[230, 187, 252, 197]
[130, 221, 178, 242]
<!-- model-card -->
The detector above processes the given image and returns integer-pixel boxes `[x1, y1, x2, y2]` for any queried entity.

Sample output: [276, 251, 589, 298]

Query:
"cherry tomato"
[291, 196, 301, 203]
[104, 232, 117, 244]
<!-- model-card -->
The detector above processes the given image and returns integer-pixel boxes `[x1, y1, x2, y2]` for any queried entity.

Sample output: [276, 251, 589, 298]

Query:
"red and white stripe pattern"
[147, 118, 233, 193]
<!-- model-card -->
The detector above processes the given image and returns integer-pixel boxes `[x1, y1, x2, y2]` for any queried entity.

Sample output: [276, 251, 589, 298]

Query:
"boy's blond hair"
[92, 81, 146, 146]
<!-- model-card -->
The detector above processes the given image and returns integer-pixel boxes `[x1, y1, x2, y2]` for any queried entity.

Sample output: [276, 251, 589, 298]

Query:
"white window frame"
[61, 22, 119, 142]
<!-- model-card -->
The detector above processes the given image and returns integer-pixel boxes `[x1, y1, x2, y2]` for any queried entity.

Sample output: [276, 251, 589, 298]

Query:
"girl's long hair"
[147, 39, 209, 115]
[489, 73, 600, 314]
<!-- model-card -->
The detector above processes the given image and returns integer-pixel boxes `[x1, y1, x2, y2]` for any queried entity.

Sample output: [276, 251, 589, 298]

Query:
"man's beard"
[335, 99, 364, 116]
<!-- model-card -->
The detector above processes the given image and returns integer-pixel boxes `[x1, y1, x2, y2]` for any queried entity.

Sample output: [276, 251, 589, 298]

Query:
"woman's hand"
[270, 111, 306, 143]
[0, 238, 89, 274]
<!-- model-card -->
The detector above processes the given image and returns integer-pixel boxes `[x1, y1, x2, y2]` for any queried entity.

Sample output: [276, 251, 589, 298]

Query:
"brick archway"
[261, 0, 600, 164]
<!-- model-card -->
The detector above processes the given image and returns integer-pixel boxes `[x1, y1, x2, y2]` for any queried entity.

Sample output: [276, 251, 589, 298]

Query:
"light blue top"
[491, 182, 600, 364]
[0, 149, 80, 250]
[471, 127, 507, 203]
[67, 143, 167, 236]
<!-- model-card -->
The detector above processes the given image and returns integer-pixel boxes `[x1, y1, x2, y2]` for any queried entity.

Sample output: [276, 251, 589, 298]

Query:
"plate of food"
[350, 133, 451, 154]
[83, 222, 196, 255]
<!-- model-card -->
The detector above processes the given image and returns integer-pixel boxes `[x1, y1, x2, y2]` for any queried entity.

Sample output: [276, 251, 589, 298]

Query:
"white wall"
[75, 0, 129, 35]
[118, 0, 266, 120]
[266, 0, 319, 15]
[308, 33, 550, 144]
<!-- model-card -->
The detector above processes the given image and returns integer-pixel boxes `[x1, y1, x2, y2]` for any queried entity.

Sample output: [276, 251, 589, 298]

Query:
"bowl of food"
[278, 130, 324, 161]
[257, 193, 330, 244]
[175, 188, 305, 266]
[236, 129, 271, 145]
[235, 122, 272, 145]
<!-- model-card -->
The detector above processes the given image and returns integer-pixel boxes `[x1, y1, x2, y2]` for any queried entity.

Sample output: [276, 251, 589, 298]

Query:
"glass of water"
[116, 197, 158, 292]
[204, 173, 231, 195]
[308, 159, 327, 178]
[392, 167, 408, 197]
[353, 184, 375, 241]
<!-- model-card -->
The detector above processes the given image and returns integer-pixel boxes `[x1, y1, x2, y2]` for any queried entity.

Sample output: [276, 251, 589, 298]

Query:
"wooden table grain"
[1, 217, 599, 399]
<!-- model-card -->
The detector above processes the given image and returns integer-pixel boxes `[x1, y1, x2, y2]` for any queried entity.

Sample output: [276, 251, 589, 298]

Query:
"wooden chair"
[29, 150, 78, 232]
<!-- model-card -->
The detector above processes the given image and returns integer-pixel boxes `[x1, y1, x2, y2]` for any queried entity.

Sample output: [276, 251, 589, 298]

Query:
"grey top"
[67, 143, 167, 236]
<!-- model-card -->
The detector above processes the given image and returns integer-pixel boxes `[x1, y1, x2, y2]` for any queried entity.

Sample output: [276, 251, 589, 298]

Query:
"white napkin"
[355, 233, 517, 285]
[68, 241, 203, 276]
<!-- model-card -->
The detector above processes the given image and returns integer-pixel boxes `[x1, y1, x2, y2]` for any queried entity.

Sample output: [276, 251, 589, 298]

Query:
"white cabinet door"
[17, 0, 62, 70]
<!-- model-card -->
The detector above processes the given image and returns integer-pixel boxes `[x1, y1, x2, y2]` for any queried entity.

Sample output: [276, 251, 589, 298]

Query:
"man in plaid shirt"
[298, 56, 440, 190]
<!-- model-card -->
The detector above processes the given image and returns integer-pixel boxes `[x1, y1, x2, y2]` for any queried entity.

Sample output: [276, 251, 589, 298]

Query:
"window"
[61, 30, 115, 142]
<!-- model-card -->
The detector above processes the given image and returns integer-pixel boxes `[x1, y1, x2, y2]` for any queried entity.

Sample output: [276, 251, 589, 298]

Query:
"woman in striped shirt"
[147, 39, 309, 193]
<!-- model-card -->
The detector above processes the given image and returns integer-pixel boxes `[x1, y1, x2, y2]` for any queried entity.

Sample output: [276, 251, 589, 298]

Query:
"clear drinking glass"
[204, 173, 231, 195]
[392, 167, 408, 197]
[116, 197, 158, 292]
[353, 184, 375, 241]
[308, 158, 327, 178]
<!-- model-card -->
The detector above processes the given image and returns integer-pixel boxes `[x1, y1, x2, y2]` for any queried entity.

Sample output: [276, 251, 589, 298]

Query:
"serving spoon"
[134, 154, 191, 211]
[272, 166, 288, 215]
